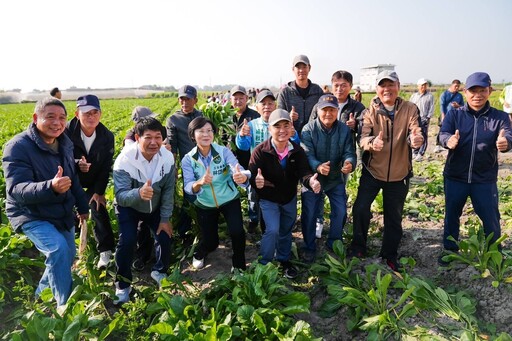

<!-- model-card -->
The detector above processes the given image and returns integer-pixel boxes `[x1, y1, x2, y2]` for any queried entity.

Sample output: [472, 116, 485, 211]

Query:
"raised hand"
[496, 129, 508, 152]
[447, 130, 460, 150]
[139, 179, 153, 201]
[201, 165, 213, 186]
[309, 173, 321, 194]
[51, 166, 72, 193]
[255, 168, 265, 189]
[290, 106, 299, 121]
[232, 164, 247, 184]
[240, 119, 251, 137]
[341, 160, 353, 174]
[78, 156, 91, 173]
[346, 113, 356, 130]
[317, 160, 331, 176]
[410, 127, 424, 149]
[373, 131, 384, 151]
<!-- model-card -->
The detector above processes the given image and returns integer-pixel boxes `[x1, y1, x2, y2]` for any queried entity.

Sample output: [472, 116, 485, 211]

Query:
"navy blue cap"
[76, 94, 101, 112]
[178, 85, 197, 99]
[465, 72, 491, 89]
[317, 94, 339, 110]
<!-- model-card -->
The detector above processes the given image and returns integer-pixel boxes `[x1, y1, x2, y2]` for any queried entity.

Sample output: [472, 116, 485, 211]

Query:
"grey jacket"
[166, 108, 203, 160]
[277, 80, 323, 135]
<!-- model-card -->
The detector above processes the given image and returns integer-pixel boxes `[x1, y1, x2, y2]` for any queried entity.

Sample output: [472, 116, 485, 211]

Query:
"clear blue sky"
[1, 0, 510, 92]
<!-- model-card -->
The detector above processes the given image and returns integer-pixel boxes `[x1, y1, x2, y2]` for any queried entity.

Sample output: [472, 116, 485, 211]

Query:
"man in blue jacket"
[2, 97, 89, 307]
[439, 72, 512, 264]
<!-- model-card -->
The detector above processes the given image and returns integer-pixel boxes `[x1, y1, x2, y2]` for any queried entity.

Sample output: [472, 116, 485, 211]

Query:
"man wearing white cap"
[410, 78, 434, 161]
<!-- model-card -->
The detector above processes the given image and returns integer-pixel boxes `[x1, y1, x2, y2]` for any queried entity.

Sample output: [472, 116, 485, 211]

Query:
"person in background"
[410, 78, 435, 161]
[113, 117, 175, 304]
[300, 94, 355, 263]
[230, 85, 260, 231]
[124, 106, 155, 146]
[309, 70, 365, 237]
[66, 94, 115, 269]
[182, 117, 249, 271]
[499, 83, 512, 120]
[438, 72, 512, 265]
[435, 80, 464, 153]
[322, 85, 330, 93]
[249, 109, 321, 279]
[350, 70, 424, 271]
[2, 97, 89, 306]
[353, 85, 362, 103]
[165, 85, 203, 244]
[50, 87, 62, 99]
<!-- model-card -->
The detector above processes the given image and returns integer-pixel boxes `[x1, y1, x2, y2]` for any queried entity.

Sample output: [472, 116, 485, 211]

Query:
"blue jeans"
[443, 178, 501, 250]
[195, 198, 246, 269]
[302, 184, 347, 253]
[21, 221, 75, 306]
[259, 197, 297, 264]
[115, 206, 172, 289]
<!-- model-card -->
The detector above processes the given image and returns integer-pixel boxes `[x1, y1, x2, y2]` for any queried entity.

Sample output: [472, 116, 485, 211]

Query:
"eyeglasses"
[196, 129, 214, 135]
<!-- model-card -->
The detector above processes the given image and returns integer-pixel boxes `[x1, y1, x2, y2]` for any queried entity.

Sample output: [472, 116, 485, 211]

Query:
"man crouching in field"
[438, 72, 512, 265]
[2, 97, 89, 307]
[113, 117, 175, 304]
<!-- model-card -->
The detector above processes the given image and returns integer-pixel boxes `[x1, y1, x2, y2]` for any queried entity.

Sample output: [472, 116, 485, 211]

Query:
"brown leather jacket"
[360, 97, 420, 182]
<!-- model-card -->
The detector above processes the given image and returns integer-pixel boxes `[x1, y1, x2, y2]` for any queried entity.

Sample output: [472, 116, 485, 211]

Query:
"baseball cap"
[317, 94, 339, 110]
[292, 54, 310, 67]
[256, 89, 275, 103]
[76, 94, 101, 113]
[230, 85, 247, 96]
[465, 72, 491, 89]
[131, 106, 155, 122]
[268, 109, 292, 126]
[417, 78, 429, 86]
[376, 70, 399, 85]
[178, 85, 197, 99]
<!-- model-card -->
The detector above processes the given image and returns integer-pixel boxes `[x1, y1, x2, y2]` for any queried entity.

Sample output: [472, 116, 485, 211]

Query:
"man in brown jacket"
[349, 70, 423, 271]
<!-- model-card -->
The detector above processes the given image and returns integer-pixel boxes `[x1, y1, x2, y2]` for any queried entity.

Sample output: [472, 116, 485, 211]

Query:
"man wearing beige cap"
[410, 78, 435, 161]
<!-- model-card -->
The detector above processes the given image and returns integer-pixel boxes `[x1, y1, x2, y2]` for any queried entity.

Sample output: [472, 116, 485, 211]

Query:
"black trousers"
[351, 169, 409, 259]
[86, 189, 115, 253]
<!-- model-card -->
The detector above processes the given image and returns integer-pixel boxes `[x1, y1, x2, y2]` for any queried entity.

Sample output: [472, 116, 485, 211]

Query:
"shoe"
[248, 221, 258, 233]
[131, 258, 146, 271]
[281, 261, 298, 279]
[192, 257, 205, 269]
[348, 249, 365, 259]
[302, 251, 315, 264]
[315, 222, 324, 239]
[385, 258, 402, 272]
[97, 251, 112, 269]
[113, 286, 132, 305]
[151, 271, 167, 287]
[434, 145, 443, 153]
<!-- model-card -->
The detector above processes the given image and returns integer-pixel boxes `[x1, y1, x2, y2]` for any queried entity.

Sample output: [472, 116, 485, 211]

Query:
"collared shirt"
[410, 91, 435, 119]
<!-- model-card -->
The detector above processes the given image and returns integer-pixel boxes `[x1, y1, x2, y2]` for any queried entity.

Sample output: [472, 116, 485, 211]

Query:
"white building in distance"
[359, 64, 395, 92]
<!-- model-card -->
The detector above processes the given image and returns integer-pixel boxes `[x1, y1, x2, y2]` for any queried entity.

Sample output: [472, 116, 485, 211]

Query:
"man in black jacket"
[67, 94, 115, 269]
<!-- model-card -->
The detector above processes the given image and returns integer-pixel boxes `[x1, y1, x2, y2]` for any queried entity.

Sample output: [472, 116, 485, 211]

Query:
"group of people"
[3, 53, 512, 307]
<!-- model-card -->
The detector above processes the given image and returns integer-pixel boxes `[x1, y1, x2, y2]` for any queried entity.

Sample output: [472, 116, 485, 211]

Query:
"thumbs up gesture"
[410, 127, 424, 149]
[447, 129, 460, 149]
[232, 163, 247, 184]
[51, 165, 72, 193]
[309, 173, 321, 194]
[317, 160, 331, 176]
[201, 165, 213, 186]
[255, 168, 265, 189]
[341, 160, 353, 174]
[290, 106, 299, 121]
[78, 155, 91, 173]
[139, 179, 154, 201]
[496, 129, 508, 152]
[373, 131, 384, 151]
[346, 113, 356, 130]
[240, 119, 251, 137]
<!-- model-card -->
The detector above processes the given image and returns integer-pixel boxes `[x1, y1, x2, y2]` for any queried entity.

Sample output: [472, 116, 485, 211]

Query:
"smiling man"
[350, 70, 424, 271]
[113, 117, 175, 304]
[66, 94, 115, 269]
[438, 72, 512, 265]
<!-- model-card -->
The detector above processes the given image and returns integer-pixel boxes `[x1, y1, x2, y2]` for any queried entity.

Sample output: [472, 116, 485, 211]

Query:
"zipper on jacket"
[387, 120, 393, 182]
[467, 116, 479, 183]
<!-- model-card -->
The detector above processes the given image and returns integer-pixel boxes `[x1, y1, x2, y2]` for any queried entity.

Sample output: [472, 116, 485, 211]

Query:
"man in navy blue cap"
[67, 94, 115, 269]
[300, 94, 356, 263]
[438, 72, 512, 265]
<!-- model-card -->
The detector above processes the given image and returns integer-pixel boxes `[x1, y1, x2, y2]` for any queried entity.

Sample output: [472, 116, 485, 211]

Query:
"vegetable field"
[1, 92, 512, 340]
